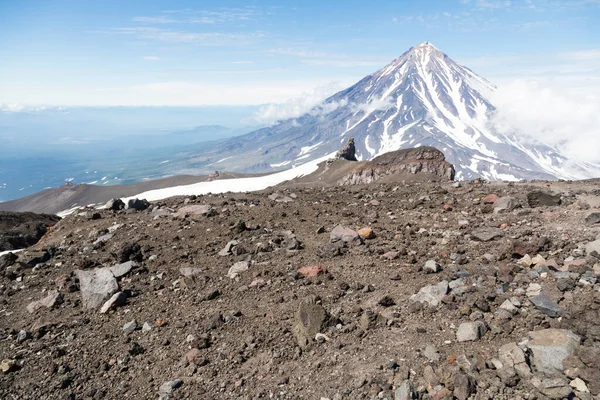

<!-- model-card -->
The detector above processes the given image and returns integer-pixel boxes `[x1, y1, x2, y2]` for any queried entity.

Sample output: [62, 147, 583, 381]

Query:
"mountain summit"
[193, 42, 599, 181]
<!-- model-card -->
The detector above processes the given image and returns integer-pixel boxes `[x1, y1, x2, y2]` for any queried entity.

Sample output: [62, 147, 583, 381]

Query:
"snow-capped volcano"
[191, 42, 600, 181]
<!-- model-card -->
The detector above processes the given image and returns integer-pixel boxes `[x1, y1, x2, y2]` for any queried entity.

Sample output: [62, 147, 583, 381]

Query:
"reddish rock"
[498, 264, 516, 283]
[26, 290, 63, 314]
[483, 194, 499, 204]
[442, 204, 453, 212]
[358, 227, 375, 239]
[298, 265, 327, 278]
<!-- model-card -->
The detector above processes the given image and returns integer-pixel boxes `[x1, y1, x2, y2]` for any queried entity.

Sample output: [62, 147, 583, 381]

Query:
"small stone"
[378, 296, 396, 307]
[454, 372, 475, 400]
[456, 321, 486, 342]
[109, 261, 137, 278]
[357, 227, 375, 239]
[126, 198, 150, 211]
[27, 290, 63, 313]
[142, 322, 153, 332]
[159, 379, 183, 398]
[394, 380, 414, 400]
[100, 292, 128, 314]
[410, 281, 449, 307]
[123, 320, 138, 335]
[570, 378, 589, 393]
[1, 359, 17, 373]
[423, 259, 442, 273]
[482, 194, 499, 204]
[494, 196, 519, 213]
[16, 330, 30, 343]
[584, 212, 600, 224]
[530, 294, 563, 318]
[297, 265, 327, 278]
[471, 227, 504, 242]
[292, 295, 330, 349]
[423, 344, 440, 362]
[527, 190, 561, 207]
[227, 261, 250, 279]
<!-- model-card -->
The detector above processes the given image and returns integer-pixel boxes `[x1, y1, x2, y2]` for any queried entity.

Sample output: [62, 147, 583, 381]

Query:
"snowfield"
[121, 152, 336, 203]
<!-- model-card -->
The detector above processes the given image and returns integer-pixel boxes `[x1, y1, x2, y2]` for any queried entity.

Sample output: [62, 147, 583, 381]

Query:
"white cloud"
[142, 56, 160, 61]
[489, 78, 600, 163]
[107, 27, 265, 46]
[132, 16, 177, 23]
[351, 97, 395, 114]
[248, 82, 344, 125]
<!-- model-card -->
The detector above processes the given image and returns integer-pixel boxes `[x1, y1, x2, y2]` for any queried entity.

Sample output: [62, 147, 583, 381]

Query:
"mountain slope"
[188, 42, 600, 181]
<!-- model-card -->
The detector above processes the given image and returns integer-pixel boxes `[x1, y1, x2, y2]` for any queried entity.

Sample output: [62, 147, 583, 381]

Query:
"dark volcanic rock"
[527, 190, 561, 207]
[335, 136, 358, 161]
[0, 211, 60, 251]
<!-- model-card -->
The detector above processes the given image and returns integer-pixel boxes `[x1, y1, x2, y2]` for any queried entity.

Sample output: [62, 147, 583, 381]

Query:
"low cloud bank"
[488, 78, 600, 164]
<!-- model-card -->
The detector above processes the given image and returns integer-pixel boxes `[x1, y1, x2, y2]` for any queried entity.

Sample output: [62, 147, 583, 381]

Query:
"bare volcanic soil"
[1, 180, 600, 400]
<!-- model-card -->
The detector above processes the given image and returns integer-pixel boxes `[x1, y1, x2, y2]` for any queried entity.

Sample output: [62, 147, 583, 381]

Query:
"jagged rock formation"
[335, 137, 358, 161]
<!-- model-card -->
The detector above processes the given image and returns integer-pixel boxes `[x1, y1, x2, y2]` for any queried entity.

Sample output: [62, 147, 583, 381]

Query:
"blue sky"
[0, 0, 598, 106]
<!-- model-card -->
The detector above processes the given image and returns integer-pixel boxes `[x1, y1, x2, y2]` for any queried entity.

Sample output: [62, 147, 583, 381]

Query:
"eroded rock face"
[338, 147, 455, 185]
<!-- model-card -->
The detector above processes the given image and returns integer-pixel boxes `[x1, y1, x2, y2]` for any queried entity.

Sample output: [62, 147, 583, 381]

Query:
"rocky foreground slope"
[1, 179, 600, 399]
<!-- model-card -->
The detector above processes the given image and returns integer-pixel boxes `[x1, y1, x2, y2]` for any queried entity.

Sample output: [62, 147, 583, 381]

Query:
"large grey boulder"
[526, 329, 580, 376]
[76, 268, 118, 309]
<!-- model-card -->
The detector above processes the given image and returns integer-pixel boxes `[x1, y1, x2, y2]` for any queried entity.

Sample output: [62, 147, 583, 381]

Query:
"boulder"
[526, 329, 580, 375]
[527, 190, 561, 207]
[76, 268, 119, 309]
[126, 198, 150, 211]
[456, 321, 486, 342]
[105, 198, 125, 211]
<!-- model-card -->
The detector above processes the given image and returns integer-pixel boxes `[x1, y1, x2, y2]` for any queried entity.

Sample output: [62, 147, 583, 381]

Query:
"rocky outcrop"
[0, 211, 60, 252]
[338, 146, 455, 185]
[335, 137, 358, 161]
